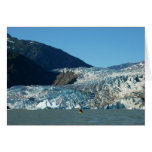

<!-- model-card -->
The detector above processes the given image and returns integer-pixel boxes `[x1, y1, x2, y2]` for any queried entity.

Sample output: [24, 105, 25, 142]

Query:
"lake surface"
[7, 109, 145, 125]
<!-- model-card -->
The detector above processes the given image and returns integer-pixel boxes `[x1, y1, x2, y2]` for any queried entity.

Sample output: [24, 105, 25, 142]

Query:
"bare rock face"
[53, 71, 78, 86]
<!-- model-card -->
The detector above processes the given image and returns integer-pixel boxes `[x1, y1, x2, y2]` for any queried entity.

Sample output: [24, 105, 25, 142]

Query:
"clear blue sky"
[7, 27, 145, 67]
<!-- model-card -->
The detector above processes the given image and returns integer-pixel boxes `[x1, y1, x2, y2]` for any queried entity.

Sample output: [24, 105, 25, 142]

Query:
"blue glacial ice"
[7, 62, 145, 110]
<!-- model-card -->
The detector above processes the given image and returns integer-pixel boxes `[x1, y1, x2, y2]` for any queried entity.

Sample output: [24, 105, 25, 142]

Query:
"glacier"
[7, 62, 145, 110]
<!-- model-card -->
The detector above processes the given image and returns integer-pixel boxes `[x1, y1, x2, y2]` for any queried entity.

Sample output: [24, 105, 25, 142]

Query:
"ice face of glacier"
[7, 85, 96, 110]
[7, 62, 145, 110]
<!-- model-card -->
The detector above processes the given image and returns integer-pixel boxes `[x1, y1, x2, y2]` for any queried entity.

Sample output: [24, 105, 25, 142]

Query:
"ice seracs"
[7, 62, 145, 110]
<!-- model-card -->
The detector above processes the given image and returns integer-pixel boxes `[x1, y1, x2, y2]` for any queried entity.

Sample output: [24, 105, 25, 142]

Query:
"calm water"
[7, 109, 145, 125]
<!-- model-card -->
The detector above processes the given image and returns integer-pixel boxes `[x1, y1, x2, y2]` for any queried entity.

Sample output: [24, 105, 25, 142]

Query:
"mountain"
[7, 51, 59, 88]
[7, 34, 145, 110]
[120, 61, 144, 71]
[107, 61, 144, 70]
[8, 51, 79, 88]
[7, 34, 92, 70]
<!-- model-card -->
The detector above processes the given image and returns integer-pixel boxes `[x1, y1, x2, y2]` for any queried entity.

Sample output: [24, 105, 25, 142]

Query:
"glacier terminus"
[7, 61, 145, 110]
